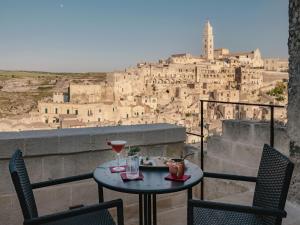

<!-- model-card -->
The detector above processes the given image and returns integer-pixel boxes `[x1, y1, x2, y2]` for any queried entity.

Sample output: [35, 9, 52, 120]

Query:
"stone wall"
[205, 120, 290, 199]
[288, 0, 300, 205]
[0, 123, 186, 225]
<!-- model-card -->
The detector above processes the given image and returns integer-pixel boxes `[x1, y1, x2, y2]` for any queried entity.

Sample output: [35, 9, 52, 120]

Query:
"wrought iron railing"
[186, 100, 285, 200]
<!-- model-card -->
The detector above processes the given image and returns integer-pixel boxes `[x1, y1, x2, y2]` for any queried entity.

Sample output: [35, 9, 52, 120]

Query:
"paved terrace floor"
[126, 191, 300, 225]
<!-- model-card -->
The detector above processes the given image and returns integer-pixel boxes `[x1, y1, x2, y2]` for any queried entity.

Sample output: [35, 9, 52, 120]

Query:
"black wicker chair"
[9, 149, 124, 225]
[188, 144, 294, 225]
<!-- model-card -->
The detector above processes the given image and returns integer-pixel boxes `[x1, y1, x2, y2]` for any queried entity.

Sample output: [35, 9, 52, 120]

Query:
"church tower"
[202, 20, 214, 60]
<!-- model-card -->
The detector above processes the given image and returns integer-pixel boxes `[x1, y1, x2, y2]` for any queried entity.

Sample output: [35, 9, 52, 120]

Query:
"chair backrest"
[9, 150, 38, 220]
[253, 144, 294, 224]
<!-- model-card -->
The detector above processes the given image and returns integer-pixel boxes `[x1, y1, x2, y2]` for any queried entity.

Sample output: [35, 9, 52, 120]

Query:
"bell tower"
[202, 20, 214, 60]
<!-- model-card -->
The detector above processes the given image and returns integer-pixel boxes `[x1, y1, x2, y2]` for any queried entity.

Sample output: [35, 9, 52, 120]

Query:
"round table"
[93, 160, 203, 225]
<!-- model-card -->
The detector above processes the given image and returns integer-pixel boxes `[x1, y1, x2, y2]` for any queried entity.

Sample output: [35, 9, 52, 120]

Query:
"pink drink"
[107, 140, 126, 153]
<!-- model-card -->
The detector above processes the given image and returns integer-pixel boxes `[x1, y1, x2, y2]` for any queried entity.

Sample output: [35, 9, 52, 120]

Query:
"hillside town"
[0, 21, 288, 136]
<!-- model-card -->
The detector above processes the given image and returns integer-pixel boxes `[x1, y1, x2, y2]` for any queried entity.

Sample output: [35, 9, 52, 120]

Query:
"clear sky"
[0, 0, 288, 72]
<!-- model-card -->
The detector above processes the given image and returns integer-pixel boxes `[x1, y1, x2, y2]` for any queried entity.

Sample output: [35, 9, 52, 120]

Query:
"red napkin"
[109, 166, 127, 173]
[120, 172, 144, 181]
[165, 174, 191, 182]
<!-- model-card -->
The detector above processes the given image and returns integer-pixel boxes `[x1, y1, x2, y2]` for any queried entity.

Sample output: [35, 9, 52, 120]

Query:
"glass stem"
[117, 153, 120, 167]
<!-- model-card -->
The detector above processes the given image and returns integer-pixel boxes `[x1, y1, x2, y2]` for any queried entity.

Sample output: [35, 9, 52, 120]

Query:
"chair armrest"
[204, 172, 257, 182]
[189, 199, 287, 218]
[24, 199, 124, 225]
[31, 173, 93, 189]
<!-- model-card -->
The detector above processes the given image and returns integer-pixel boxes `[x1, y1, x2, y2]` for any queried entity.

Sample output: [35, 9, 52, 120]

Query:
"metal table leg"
[140, 194, 157, 225]
[148, 194, 152, 225]
[153, 194, 157, 225]
[143, 194, 148, 225]
[139, 194, 143, 225]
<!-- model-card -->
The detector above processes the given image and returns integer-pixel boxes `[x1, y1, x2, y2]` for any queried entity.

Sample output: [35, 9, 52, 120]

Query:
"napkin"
[120, 172, 144, 181]
[165, 174, 191, 182]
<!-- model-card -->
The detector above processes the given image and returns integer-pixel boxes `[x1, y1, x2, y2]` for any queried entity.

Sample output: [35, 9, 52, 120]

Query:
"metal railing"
[186, 100, 285, 200]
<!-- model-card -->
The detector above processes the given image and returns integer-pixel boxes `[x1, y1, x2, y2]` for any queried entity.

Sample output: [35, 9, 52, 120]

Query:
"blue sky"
[0, 0, 288, 72]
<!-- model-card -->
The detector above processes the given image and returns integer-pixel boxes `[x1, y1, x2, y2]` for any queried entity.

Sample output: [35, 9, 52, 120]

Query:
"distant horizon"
[0, 49, 290, 74]
[0, 0, 288, 72]
[0, 69, 109, 73]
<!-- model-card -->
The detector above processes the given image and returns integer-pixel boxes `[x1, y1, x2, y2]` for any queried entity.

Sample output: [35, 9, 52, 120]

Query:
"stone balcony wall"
[205, 120, 290, 198]
[0, 123, 186, 225]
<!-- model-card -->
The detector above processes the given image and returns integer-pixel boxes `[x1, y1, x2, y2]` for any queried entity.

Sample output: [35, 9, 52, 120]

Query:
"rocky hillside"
[0, 70, 106, 118]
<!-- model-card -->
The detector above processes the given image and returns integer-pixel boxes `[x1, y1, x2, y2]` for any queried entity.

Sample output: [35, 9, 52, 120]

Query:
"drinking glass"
[168, 159, 185, 179]
[107, 140, 127, 171]
[126, 152, 140, 179]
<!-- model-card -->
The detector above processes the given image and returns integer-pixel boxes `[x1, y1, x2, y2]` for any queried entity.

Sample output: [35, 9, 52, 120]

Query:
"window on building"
[45, 108, 48, 114]
[67, 109, 69, 114]
[75, 110, 78, 115]
[55, 108, 58, 114]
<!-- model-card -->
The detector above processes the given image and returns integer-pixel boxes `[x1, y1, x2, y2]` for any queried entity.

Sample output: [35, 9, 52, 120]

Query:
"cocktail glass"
[107, 140, 127, 171]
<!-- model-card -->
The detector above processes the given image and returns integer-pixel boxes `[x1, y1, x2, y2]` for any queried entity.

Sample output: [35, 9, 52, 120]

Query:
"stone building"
[220, 49, 264, 68]
[264, 58, 289, 72]
[37, 20, 271, 134]
[214, 48, 230, 59]
[235, 67, 263, 93]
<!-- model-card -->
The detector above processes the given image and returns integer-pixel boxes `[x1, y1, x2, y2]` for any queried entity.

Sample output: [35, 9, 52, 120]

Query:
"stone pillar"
[288, 0, 300, 204]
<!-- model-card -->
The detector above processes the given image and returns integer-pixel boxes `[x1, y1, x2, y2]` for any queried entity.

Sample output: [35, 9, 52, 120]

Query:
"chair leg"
[98, 184, 104, 203]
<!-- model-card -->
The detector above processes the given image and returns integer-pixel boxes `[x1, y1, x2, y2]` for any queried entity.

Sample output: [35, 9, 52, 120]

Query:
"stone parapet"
[0, 123, 185, 159]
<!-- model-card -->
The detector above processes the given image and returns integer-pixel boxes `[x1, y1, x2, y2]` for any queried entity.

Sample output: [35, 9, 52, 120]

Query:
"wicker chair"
[188, 144, 294, 225]
[9, 150, 124, 225]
